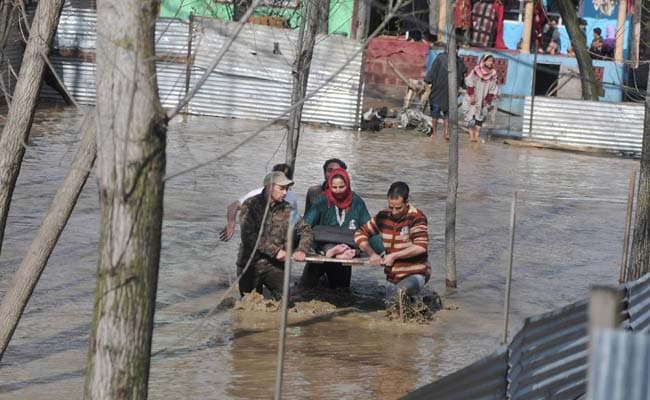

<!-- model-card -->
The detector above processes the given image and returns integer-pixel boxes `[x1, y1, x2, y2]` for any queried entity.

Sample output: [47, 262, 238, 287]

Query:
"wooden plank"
[299, 255, 370, 266]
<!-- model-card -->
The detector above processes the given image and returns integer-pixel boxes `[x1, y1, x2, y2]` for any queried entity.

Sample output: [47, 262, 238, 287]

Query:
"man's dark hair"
[594, 27, 602, 35]
[322, 158, 347, 173]
[272, 163, 293, 180]
[387, 181, 409, 202]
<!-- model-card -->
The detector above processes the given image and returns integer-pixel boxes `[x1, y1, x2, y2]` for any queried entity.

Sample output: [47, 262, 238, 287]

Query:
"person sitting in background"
[541, 17, 561, 53]
[589, 37, 607, 60]
[602, 24, 616, 58]
[546, 39, 560, 55]
[592, 27, 602, 41]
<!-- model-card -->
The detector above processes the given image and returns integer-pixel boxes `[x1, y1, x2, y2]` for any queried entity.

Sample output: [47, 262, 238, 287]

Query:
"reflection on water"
[0, 105, 637, 398]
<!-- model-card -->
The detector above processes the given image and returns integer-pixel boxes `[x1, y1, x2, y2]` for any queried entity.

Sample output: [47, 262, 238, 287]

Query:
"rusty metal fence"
[34, 2, 364, 128]
[403, 273, 650, 400]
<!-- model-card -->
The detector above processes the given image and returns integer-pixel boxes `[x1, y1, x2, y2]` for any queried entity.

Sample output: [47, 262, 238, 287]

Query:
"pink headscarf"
[472, 55, 498, 82]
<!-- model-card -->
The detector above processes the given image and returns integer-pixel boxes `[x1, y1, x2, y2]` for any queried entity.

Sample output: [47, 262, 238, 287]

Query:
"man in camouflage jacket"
[237, 171, 314, 299]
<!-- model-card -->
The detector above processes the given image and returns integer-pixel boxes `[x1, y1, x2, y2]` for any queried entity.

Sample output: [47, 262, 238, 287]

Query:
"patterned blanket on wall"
[471, 2, 497, 47]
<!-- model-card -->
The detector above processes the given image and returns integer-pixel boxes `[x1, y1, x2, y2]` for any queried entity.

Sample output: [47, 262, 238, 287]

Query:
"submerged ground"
[0, 105, 636, 399]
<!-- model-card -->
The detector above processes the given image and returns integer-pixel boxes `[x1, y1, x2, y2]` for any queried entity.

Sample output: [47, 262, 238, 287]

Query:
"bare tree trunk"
[444, 0, 458, 288]
[556, 0, 599, 100]
[629, 67, 650, 281]
[317, 0, 329, 35]
[0, 0, 64, 255]
[0, 114, 96, 361]
[285, 1, 321, 172]
[83, 0, 167, 397]
[0, 1, 16, 49]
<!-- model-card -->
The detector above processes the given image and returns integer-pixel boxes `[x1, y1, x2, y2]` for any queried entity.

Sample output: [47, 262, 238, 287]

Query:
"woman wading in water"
[462, 54, 500, 142]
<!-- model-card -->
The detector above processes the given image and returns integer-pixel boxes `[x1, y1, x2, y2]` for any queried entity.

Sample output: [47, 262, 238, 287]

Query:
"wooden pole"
[614, 0, 626, 63]
[502, 192, 517, 344]
[356, 0, 370, 42]
[274, 212, 295, 400]
[183, 14, 194, 116]
[619, 169, 637, 283]
[438, 0, 447, 44]
[588, 285, 622, 334]
[528, 49, 538, 136]
[521, 0, 534, 54]
[629, 0, 641, 68]
[445, 0, 458, 288]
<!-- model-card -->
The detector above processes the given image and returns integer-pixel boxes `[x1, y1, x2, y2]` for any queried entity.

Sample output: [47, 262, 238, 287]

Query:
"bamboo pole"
[274, 218, 295, 400]
[445, 0, 458, 288]
[614, 0, 626, 63]
[521, 0, 534, 54]
[438, 0, 447, 44]
[502, 192, 517, 344]
[619, 169, 637, 283]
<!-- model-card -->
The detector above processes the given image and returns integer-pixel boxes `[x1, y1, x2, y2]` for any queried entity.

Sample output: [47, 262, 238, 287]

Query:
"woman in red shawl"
[461, 54, 500, 142]
[301, 168, 383, 289]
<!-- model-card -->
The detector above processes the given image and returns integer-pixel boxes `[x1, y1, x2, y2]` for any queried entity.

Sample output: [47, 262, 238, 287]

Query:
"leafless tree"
[285, 0, 321, 171]
[0, 114, 96, 361]
[556, 0, 600, 100]
[0, 0, 64, 255]
[83, 0, 167, 397]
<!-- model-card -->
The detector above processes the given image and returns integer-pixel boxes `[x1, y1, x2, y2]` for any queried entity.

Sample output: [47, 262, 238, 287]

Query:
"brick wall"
[363, 36, 431, 102]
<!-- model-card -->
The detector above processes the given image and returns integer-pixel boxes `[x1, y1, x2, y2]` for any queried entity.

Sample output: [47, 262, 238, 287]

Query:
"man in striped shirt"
[354, 182, 430, 305]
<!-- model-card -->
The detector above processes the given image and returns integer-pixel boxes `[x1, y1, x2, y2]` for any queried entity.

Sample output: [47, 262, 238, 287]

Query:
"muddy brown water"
[0, 105, 637, 399]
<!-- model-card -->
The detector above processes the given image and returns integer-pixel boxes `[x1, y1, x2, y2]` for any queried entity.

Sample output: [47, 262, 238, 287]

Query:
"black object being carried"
[311, 225, 356, 248]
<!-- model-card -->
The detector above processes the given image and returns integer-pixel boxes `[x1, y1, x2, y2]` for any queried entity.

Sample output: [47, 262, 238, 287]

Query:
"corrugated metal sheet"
[40, 57, 95, 104]
[189, 17, 362, 127]
[626, 273, 650, 333]
[55, 5, 190, 59]
[54, 2, 96, 50]
[402, 346, 508, 400]
[587, 329, 650, 400]
[156, 61, 188, 109]
[522, 97, 645, 155]
[47, 7, 361, 127]
[155, 18, 191, 59]
[507, 300, 589, 400]
[40, 58, 188, 110]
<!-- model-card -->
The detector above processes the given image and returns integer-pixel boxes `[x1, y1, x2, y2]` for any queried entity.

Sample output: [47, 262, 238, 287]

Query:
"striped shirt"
[354, 205, 430, 283]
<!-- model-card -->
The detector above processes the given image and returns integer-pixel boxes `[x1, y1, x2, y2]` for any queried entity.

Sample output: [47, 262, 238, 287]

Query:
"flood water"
[0, 105, 638, 399]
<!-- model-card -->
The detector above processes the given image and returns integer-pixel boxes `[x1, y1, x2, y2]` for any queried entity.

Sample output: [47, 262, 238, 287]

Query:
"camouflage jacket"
[236, 191, 313, 269]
